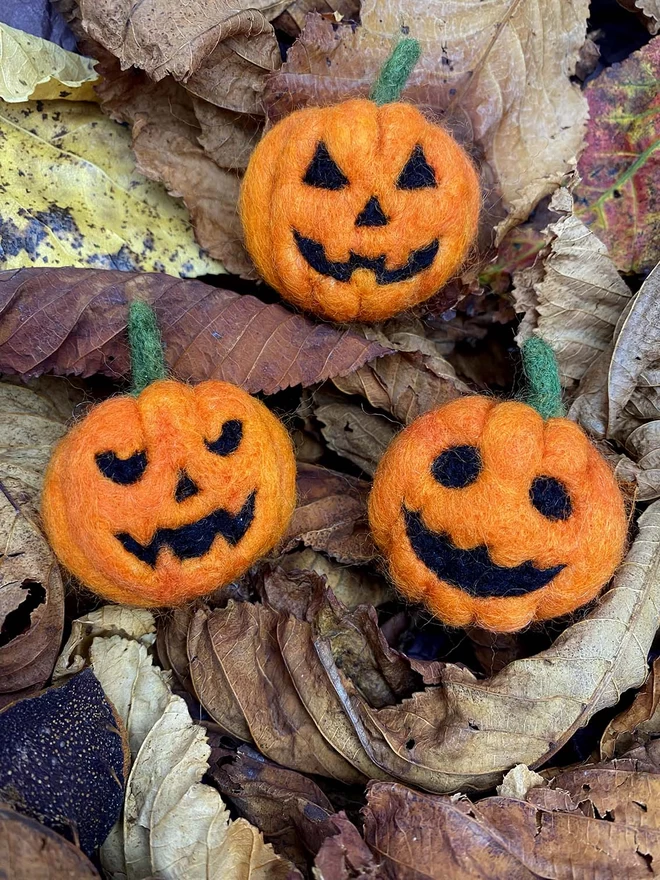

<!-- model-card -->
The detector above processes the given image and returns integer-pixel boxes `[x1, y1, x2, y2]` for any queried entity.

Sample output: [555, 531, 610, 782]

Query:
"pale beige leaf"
[54, 606, 156, 679]
[617, 0, 660, 33]
[514, 206, 632, 388]
[90, 635, 171, 758]
[0, 378, 82, 516]
[496, 764, 546, 799]
[571, 261, 660, 499]
[314, 395, 398, 476]
[123, 695, 296, 879]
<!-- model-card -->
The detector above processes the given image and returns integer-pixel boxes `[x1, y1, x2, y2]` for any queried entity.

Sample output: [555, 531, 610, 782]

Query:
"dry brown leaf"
[0, 484, 64, 707]
[514, 195, 633, 389]
[0, 378, 81, 516]
[571, 260, 660, 499]
[189, 601, 365, 783]
[362, 779, 660, 879]
[207, 741, 336, 873]
[313, 814, 380, 879]
[274, 0, 359, 37]
[283, 463, 376, 565]
[601, 657, 660, 760]
[278, 549, 393, 609]
[0, 268, 389, 394]
[314, 394, 398, 476]
[0, 805, 100, 879]
[617, 0, 660, 32]
[334, 349, 470, 424]
[267, 1, 589, 239]
[78, 0, 284, 100]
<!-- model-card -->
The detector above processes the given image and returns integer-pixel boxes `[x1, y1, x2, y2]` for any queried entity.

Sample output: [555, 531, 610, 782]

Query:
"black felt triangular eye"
[397, 145, 437, 190]
[303, 142, 349, 190]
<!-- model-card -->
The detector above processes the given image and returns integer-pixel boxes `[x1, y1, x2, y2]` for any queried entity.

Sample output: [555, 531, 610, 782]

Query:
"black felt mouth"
[404, 508, 565, 598]
[117, 491, 256, 567]
[294, 231, 439, 285]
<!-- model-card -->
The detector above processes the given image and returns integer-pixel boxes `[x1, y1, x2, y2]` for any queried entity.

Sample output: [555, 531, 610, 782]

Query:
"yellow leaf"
[0, 99, 225, 275]
[0, 23, 99, 103]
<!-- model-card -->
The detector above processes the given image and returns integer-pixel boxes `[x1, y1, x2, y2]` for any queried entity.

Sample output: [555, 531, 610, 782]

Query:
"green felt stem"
[128, 301, 166, 395]
[370, 38, 421, 105]
[521, 336, 565, 420]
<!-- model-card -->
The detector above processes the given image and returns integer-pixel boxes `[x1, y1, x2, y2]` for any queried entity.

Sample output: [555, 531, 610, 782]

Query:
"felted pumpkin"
[240, 40, 480, 323]
[368, 338, 628, 633]
[41, 303, 296, 607]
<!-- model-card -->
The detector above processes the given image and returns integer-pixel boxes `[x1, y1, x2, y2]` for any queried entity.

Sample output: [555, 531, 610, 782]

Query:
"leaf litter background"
[1, 0, 660, 877]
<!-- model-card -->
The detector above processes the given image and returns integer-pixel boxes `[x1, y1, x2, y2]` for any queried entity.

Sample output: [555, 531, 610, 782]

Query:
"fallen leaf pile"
[2, 0, 660, 878]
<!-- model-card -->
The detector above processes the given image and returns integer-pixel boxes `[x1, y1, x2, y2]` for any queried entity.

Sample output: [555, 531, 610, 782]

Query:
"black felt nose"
[355, 196, 388, 227]
[175, 470, 199, 503]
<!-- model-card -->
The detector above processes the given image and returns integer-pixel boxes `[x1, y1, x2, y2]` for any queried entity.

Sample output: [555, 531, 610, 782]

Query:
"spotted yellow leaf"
[0, 23, 98, 103]
[0, 99, 225, 275]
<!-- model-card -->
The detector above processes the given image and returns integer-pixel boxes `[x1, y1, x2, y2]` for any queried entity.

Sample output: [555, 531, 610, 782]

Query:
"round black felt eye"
[205, 420, 243, 456]
[96, 451, 147, 485]
[431, 445, 482, 489]
[530, 476, 572, 521]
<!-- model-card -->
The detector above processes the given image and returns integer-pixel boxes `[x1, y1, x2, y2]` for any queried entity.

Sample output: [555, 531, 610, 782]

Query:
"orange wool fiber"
[240, 99, 480, 323]
[368, 397, 628, 633]
[41, 379, 297, 608]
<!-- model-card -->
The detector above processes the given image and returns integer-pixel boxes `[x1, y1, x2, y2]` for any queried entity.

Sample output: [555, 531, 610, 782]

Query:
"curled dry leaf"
[278, 549, 393, 610]
[0, 99, 223, 276]
[571, 260, 660, 499]
[362, 777, 660, 879]
[76, 0, 285, 99]
[0, 22, 98, 102]
[313, 814, 380, 879]
[196, 498, 660, 794]
[0, 482, 64, 707]
[575, 38, 660, 274]
[123, 696, 299, 880]
[0, 669, 128, 856]
[334, 348, 470, 425]
[601, 656, 660, 760]
[207, 741, 336, 872]
[283, 463, 376, 565]
[268, 0, 589, 240]
[514, 193, 633, 389]
[0, 268, 390, 394]
[189, 600, 365, 783]
[0, 805, 100, 880]
[0, 378, 82, 516]
[54, 605, 156, 679]
[314, 394, 398, 477]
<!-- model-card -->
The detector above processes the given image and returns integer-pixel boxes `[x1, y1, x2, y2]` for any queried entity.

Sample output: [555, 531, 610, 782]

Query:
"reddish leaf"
[0, 269, 390, 394]
[575, 39, 660, 273]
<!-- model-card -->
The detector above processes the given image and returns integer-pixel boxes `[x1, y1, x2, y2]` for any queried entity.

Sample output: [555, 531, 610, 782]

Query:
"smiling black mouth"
[294, 231, 439, 285]
[117, 491, 256, 567]
[404, 508, 564, 598]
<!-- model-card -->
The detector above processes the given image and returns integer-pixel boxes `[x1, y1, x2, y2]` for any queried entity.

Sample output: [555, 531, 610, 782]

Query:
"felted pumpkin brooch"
[368, 338, 628, 633]
[240, 39, 480, 323]
[41, 302, 297, 607]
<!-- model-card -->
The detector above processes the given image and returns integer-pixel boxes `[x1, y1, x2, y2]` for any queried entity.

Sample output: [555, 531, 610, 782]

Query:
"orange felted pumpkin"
[41, 303, 296, 607]
[240, 40, 480, 323]
[368, 338, 628, 633]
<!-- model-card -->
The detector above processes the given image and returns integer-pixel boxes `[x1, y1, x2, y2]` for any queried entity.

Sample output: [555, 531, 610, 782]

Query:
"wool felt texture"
[240, 96, 480, 323]
[42, 379, 297, 607]
[368, 396, 628, 632]
[369, 38, 422, 105]
[127, 300, 166, 394]
[521, 335, 566, 419]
